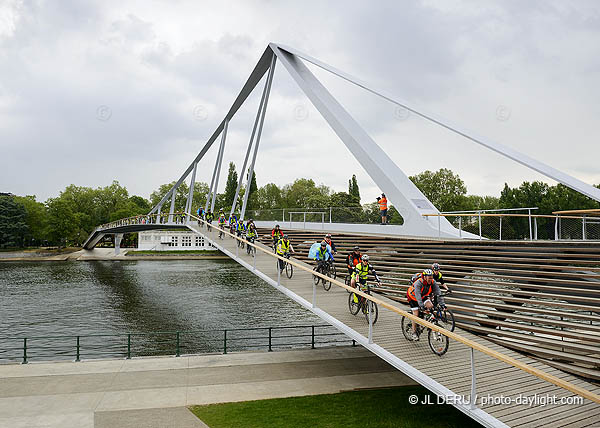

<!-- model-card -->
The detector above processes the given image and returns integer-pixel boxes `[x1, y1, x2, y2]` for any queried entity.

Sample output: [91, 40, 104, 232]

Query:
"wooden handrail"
[552, 208, 600, 215]
[187, 213, 600, 404]
[422, 213, 600, 220]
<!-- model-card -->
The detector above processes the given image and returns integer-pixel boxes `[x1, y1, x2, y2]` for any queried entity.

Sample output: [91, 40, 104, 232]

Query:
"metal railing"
[0, 325, 352, 364]
[288, 211, 327, 229]
[424, 209, 600, 241]
[244, 206, 387, 225]
[97, 212, 191, 231]
[188, 212, 600, 406]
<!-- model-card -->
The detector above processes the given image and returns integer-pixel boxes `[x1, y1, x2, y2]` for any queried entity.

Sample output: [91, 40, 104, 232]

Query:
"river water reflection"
[0, 260, 336, 362]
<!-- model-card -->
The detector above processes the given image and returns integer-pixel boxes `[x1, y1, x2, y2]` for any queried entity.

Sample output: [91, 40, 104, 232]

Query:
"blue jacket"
[315, 246, 333, 261]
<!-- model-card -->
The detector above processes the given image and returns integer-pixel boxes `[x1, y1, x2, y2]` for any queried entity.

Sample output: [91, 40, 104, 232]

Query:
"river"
[0, 259, 340, 363]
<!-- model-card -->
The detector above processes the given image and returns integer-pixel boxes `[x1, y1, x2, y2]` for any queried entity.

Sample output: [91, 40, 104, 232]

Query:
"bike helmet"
[283, 234, 288, 239]
[321, 240, 327, 247]
[423, 269, 433, 277]
[432, 263, 440, 272]
[362, 254, 369, 262]
[353, 245, 360, 251]
[275, 224, 280, 228]
[326, 234, 331, 238]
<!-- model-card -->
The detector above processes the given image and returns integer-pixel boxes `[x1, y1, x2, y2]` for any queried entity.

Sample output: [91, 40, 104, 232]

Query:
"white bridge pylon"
[150, 43, 600, 238]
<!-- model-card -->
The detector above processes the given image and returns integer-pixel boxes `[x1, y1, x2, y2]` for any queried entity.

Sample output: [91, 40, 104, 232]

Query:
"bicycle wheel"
[330, 263, 336, 279]
[313, 266, 320, 285]
[401, 316, 415, 341]
[363, 300, 378, 325]
[240, 238, 245, 249]
[440, 309, 455, 332]
[428, 323, 449, 356]
[246, 243, 251, 254]
[286, 261, 293, 279]
[322, 266, 331, 291]
[345, 275, 352, 293]
[348, 293, 360, 315]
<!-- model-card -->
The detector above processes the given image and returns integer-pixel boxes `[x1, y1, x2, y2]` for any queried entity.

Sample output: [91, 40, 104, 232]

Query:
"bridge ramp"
[187, 223, 600, 428]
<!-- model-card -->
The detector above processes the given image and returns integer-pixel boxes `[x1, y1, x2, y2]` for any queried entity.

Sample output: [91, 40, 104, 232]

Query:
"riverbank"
[0, 346, 416, 428]
[0, 248, 229, 261]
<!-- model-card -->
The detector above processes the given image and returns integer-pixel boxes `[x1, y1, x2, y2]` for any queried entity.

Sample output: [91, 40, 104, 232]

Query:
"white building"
[137, 230, 214, 251]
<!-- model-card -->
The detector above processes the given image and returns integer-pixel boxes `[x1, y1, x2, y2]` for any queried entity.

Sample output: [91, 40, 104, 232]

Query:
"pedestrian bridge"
[82, 214, 600, 427]
[81, 43, 600, 426]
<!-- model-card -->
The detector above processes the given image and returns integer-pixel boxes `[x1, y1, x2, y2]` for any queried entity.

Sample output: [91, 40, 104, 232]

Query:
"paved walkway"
[0, 346, 415, 428]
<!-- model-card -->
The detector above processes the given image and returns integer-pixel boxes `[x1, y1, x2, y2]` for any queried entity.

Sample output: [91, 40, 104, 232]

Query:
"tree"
[0, 194, 28, 248]
[409, 168, 468, 212]
[256, 183, 282, 209]
[281, 179, 331, 208]
[149, 181, 190, 212]
[246, 170, 259, 210]
[14, 195, 48, 245]
[330, 192, 363, 222]
[223, 162, 238, 209]
[348, 175, 361, 204]
[46, 197, 77, 246]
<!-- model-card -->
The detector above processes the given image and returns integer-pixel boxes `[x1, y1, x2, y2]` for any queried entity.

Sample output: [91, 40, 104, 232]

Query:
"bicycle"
[434, 290, 455, 331]
[237, 231, 245, 249]
[401, 302, 452, 356]
[348, 283, 379, 324]
[313, 259, 334, 291]
[218, 223, 225, 239]
[246, 235, 256, 256]
[277, 252, 293, 279]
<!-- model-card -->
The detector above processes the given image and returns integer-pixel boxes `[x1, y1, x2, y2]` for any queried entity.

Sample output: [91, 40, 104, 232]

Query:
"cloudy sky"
[2, 0, 600, 206]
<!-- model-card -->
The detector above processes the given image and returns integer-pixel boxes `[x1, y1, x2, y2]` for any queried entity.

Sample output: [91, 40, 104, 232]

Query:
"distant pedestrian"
[377, 193, 388, 225]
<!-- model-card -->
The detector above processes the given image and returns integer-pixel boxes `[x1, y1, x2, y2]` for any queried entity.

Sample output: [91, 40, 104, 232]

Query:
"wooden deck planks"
[193, 225, 600, 427]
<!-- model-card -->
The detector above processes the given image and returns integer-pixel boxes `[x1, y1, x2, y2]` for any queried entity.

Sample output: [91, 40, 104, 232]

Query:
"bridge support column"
[186, 161, 198, 222]
[230, 61, 272, 219]
[168, 187, 177, 223]
[114, 233, 123, 255]
[241, 55, 276, 221]
[210, 120, 228, 213]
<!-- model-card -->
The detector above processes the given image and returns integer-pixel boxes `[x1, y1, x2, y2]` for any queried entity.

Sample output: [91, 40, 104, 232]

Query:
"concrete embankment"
[0, 346, 415, 428]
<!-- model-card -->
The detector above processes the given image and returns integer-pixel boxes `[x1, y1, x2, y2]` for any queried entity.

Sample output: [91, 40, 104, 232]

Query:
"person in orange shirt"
[377, 193, 388, 225]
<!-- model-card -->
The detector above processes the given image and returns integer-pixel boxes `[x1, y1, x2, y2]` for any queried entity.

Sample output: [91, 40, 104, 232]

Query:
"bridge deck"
[188, 223, 600, 428]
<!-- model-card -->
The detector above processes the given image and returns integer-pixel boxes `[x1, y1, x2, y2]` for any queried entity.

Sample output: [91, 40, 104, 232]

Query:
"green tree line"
[2, 164, 598, 248]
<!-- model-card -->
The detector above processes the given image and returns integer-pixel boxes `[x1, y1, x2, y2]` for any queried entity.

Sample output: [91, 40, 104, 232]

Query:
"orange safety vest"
[407, 279, 433, 302]
[378, 197, 388, 211]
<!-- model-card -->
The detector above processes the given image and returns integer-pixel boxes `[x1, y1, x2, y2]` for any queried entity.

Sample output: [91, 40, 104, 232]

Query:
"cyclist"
[246, 221, 258, 243]
[196, 207, 205, 221]
[350, 254, 381, 303]
[350, 254, 380, 289]
[324, 233, 337, 254]
[346, 246, 361, 277]
[276, 234, 295, 272]
[229, 212, 238, 235]
[217, 211, 227, 233]
[236, 217, 247, 239]
[431, 262, 449, 292]
[407, 269, 445, 341]
[313, 240, 334, 275]
[271, 224, 284, 249]
[205, 209, 214, 230]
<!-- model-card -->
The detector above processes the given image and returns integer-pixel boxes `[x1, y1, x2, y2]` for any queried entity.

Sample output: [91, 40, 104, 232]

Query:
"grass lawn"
[189, 385, 483, 428]
[125, 250, 221, 255]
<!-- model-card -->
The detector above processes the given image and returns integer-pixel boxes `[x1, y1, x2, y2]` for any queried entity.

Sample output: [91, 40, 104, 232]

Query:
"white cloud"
[1, 0, 600, 207]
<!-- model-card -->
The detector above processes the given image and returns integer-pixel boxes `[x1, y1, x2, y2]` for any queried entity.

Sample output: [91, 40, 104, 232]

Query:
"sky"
[1, 0, 600, 206]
